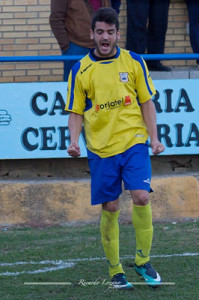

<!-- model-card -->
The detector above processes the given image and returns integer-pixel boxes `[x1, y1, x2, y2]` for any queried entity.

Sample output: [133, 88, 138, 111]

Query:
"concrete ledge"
[150, 69, 199, 80]
[0, 175, 198, 226]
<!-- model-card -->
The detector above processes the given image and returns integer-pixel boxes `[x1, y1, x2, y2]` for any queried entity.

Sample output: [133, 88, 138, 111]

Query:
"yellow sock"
[100, 209, 124, 278]
[132, 203, 153, 266]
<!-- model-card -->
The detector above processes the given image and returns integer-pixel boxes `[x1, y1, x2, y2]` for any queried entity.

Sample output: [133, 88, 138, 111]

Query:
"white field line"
[62, 252, 199, 262]
[0, 252, 198, 277]
[0, 262, 75, 277]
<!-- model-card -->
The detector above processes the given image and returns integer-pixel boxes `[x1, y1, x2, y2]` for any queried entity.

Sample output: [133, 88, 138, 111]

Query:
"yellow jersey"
[65, 47, 156, 158]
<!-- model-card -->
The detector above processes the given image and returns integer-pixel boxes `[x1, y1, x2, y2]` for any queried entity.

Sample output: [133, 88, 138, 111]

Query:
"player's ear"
[90, 29, 94, 40]
[117, 30, 120, 40]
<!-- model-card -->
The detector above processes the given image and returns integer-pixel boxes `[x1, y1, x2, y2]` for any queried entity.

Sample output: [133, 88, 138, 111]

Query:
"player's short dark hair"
[91, 7, 119, 31]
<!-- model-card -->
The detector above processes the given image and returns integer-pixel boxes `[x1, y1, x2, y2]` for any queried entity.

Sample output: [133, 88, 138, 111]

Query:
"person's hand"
[151, 140, 165, 155]
[67, 142, 81, 157]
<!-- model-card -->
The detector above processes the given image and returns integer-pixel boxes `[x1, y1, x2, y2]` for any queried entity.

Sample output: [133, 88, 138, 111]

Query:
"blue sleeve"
[111, 0, 121, 14]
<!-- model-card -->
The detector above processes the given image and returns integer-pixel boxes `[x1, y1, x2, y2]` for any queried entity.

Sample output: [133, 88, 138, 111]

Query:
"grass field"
[0, 220, 199, 300]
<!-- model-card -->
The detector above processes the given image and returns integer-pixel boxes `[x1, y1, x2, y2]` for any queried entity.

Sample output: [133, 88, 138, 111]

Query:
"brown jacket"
[50, 0, 111, 52]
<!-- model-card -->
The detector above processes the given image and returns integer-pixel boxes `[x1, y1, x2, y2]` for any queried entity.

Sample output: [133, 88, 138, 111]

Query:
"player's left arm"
[140, 99, 165, 155]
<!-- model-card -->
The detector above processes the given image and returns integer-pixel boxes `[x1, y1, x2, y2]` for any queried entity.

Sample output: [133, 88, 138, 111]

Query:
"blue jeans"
[62, 42, 90, 81]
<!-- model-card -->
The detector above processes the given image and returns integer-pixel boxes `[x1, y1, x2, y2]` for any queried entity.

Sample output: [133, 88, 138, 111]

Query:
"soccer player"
[65, 7, 165, 290]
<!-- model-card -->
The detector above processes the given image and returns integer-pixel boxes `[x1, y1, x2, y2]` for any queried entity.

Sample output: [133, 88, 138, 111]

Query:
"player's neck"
[91, 48, 118, 61]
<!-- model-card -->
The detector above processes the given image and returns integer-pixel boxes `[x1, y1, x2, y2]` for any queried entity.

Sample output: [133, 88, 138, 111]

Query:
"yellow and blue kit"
[65, 47, 159, 276]
[65, 47, 156, 158]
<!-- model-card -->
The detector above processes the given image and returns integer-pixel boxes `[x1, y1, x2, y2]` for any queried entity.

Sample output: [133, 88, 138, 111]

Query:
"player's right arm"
[67, 112, 83, 157]
[65, 62, 86, 157]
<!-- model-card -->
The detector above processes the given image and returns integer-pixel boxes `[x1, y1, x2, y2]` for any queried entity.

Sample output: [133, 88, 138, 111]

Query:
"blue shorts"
[87, 143, 152, 205]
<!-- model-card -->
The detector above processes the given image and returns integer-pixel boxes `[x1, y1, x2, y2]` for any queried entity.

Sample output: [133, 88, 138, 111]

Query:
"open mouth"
[101, 42, 109, 49]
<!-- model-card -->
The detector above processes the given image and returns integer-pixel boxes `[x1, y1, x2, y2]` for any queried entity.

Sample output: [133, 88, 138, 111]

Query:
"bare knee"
[102, 199, 120, 212]
[130, 190, 149, 206]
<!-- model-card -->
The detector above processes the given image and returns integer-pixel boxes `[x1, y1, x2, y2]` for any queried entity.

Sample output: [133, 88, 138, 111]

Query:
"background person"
[126, 0, 171, 71]
[185, 0, 199, 65]
[49, 0, 121, 81]
[65, 7, 164, 290]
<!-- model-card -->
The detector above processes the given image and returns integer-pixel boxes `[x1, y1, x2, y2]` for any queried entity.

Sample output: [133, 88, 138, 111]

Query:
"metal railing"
[0, 53, 199, 62]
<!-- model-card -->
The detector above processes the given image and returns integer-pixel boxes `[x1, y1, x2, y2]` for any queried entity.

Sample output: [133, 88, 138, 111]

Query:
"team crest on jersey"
[119, 72, 129, 83]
